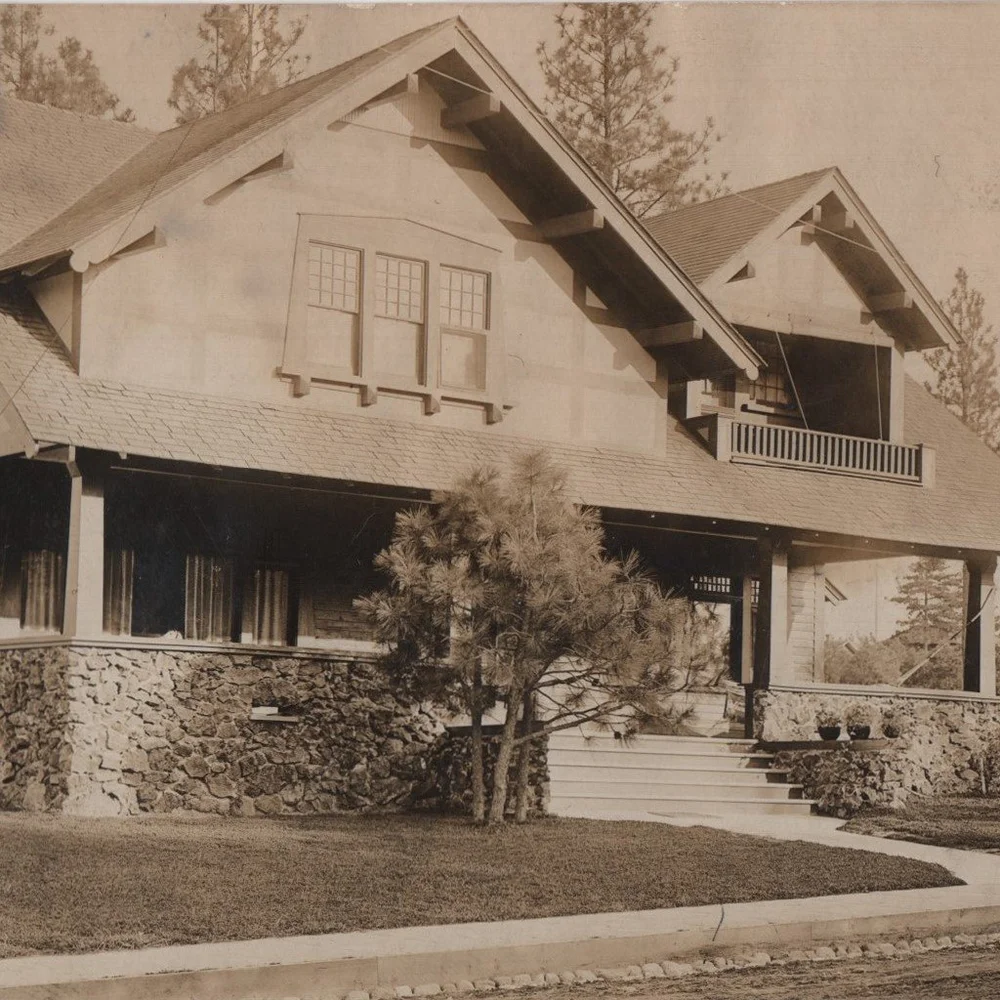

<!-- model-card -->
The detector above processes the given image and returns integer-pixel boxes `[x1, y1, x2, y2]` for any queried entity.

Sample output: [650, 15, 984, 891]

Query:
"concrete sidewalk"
[3, 814, 1000, 1000]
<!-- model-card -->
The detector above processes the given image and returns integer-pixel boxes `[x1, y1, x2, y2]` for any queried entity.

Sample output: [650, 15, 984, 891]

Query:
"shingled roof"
[2, 287, 998, 555]
[0, 20, 448, 273]
[0, 97, 153, 253]
[644, 169, 834, 285]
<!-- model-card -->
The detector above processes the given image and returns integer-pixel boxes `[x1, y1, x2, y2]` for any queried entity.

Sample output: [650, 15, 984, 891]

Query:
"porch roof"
[2, 287, 999, 555]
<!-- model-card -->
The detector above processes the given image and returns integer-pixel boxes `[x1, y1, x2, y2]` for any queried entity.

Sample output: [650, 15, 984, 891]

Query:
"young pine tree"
[0, 5, 134, 121]
[537, 3, 726, 217]
[168, 4, 309, 124]
[926, 267, 1000, 451]
[360, 451, 691, 824]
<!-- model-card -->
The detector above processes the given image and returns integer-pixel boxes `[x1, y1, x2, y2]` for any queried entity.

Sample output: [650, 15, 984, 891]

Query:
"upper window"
[749, 339, 793, 409]
[306, 241, 361, 374]
[285, 216, 504, 420]
[439, 266, 489, 392]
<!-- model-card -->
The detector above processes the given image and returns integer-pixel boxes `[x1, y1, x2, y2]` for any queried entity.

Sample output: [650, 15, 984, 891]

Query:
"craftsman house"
[2, 17, 1000, 818]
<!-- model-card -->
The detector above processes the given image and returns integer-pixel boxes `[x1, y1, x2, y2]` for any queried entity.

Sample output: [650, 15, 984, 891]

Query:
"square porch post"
[964, 555, 997, 697]
[752, 536, 789, 692]
[63, 458, 105, 638]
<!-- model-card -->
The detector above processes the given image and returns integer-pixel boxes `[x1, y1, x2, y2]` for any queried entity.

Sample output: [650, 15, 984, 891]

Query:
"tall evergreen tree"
[891, 556, 964, 688]
[926, 267, 1000, 451]
[360, 451, 691, 824]
[0, 5, 134, 121]
[168, 4, 308, 124]
[537, 3, 726, 217]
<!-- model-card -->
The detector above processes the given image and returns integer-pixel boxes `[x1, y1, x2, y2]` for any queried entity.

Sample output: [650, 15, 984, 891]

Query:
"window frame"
[283, 215, 506, 422]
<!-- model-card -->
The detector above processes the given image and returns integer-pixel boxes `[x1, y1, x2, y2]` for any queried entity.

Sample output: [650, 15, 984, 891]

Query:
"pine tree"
[891, 557, 964, 688]
[926, 267, 1000, 451]
[537, 3, 726, 217]
[168, 5, 308, 124]
[0, 5, 134, 121]
[359, 451, 691, 824]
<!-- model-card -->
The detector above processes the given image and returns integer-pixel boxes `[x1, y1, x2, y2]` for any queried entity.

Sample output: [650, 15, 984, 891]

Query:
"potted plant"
[881, 708, 902, 739]
[844, 702, 874, 740]
[816, 708, 841, 741]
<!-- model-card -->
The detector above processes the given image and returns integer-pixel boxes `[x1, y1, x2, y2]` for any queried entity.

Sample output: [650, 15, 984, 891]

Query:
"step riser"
[548, 781, 802, 801]
[547, 749, 773, 770]
[548, 764, 787, 785]
[549, 798, 816, 818]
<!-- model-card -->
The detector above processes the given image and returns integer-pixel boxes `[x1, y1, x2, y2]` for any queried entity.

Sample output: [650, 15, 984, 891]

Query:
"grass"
[844, 796, 1000, 852]
[0, 812, 961, 958]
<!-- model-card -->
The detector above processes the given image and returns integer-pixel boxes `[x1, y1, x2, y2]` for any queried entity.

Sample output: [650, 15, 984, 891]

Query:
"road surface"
[522, 947, 1000, 999]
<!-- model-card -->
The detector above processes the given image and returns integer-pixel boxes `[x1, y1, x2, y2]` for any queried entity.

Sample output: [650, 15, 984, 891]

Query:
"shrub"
[776, 747, 914, 817]
[844, 702, 875, 729]
[815, 707, 841, 728]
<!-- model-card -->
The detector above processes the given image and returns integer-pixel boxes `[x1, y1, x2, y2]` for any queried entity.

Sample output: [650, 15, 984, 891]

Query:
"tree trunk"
[487, 686, 522, 825]
[470, 661, 486, 824]
[514, 690, 535, 823]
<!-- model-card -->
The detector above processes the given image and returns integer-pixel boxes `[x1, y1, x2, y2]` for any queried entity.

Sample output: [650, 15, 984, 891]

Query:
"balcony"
[688, 414, 935, 486]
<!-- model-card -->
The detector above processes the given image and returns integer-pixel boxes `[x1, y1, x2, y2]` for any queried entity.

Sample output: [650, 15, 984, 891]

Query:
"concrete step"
[548, 795, 818, 818]
[548, 779, 804, 801]
[549, 733, 758, 753]
[547, 747, 775, 769]
[547, 763, 790, 785]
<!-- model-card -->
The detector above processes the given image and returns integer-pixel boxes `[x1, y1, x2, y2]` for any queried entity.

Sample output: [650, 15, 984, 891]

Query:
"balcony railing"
[687, 414, 934, 486]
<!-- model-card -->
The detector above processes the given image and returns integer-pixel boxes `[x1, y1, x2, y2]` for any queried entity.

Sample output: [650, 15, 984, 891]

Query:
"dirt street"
[523, 947, 1000, 999]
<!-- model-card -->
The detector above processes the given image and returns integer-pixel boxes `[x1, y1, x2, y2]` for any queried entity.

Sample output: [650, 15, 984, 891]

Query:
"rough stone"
[472, 981, 496, 992]
[659, 962, 693, 978]
[412, 986, 441, 997]
[573, 970, 598, 983]
[641, 963, 664, 978]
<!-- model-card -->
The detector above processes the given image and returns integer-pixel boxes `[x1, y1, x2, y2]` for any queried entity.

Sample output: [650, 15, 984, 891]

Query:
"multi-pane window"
[750, 340, 792, 408]
[440, 266, 488, 331]
[306, 242, 361, 374]
[308, 243, 360, 313]
[375, 255, 425, 322]
[439, 266, 488, 392]
[374, 254, 426, 381]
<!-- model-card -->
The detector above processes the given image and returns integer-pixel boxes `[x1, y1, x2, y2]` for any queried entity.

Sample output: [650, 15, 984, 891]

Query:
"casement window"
[439, 266, 489, 391]
[185, 554, 235, 642]
[283, 216, 505, 421]
[20, 550, 64, 631]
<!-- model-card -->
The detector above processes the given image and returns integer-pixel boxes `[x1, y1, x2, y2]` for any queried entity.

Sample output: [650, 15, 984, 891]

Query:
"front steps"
[547, 732, 816, 818]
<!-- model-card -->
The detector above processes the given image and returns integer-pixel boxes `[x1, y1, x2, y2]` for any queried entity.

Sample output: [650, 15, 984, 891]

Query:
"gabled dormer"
[645, 167, 957, 486]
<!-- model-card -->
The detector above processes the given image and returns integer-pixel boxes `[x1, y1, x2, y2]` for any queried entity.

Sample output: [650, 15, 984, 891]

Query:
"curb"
[3, 891, 1000, 1000]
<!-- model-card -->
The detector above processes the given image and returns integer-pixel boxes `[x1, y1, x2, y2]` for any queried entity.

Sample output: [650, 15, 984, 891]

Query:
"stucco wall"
[65, 89, 669, 454]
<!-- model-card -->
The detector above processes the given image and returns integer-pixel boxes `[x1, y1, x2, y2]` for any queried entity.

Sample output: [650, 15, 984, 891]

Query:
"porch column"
[753, 536, 789, 691]
[63, 458, 105, 638]
[964, 555, 997, 697]
[729, 575, 754, 684]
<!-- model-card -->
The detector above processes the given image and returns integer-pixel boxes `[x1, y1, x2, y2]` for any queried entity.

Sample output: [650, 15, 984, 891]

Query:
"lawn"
[844, 796, 1000, 852]
[0, 812, 961, 958]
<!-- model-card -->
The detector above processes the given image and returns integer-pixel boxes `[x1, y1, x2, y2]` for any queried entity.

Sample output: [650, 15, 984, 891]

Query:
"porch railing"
[687, 414, 934, 486]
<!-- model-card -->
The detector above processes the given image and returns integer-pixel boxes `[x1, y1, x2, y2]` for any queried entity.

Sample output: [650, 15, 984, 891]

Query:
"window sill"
[280, 365, 507, 423]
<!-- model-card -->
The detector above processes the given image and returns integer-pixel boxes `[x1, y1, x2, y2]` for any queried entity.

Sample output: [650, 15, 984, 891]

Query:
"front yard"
[844, 796, 1000, 851]
[0, 812, 960, 958]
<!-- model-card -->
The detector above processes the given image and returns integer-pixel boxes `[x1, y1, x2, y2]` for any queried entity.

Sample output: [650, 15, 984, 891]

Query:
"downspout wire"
[873, 339, 885, 439]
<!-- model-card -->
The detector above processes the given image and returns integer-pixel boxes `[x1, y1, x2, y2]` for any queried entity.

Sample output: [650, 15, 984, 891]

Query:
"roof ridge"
[646, 166, 836, 225]
[0, 93, 155, 135]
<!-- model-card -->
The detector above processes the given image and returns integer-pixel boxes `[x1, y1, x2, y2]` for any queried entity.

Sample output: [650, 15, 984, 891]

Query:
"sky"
[44, 1, 1000, 319]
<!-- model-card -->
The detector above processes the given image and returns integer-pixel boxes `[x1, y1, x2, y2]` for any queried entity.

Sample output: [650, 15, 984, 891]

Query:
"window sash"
[439, 266, 489, 332]
[374, 254, 425, 323]
[307, 242, 361, 314]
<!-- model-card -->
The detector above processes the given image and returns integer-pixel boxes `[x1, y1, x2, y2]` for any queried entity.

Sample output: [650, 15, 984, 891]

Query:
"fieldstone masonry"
[756, 687, 1000, 807]
[0, 642, 449, 816]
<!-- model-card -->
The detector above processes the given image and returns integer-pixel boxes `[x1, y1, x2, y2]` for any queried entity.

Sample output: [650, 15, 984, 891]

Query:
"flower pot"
[818, 725, 841, 741]
[848, 725, 871, 740]
[882, 728, 900, 739]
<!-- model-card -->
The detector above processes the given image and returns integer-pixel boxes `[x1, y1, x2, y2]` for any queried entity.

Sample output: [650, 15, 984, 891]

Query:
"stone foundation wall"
[0, 644, 72, 810]
[3, 642, 449, 816]
[756, 687, 1000, 803]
